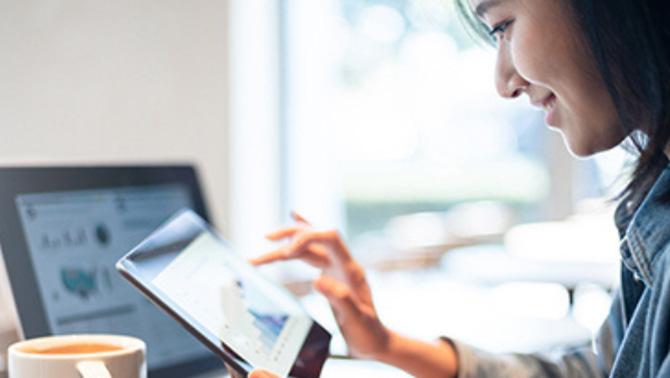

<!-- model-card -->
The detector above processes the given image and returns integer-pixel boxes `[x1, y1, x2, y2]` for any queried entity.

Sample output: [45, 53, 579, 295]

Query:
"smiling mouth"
[541, 93, 556, 111]
[543, 94, 558, 126]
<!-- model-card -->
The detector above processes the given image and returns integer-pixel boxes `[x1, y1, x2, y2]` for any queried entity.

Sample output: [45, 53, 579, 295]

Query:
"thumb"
[249, 369, 279, 378]
[314, 276, 361, 320]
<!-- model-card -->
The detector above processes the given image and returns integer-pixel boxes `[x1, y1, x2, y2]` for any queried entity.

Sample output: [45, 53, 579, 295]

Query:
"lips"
[543, 94, 558, 126]
[530, 93, 558, 126]
[541, 93, 556, 111]
[531, 93, 556, 109]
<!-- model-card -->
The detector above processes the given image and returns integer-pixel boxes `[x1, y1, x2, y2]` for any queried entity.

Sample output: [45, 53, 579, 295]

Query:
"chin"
[558, 131, 600, 158]
[561, 130, 626, 158]
[557, 115, 627, 158]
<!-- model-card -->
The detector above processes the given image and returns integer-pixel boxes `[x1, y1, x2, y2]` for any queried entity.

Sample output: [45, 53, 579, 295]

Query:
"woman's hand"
[247, 213, 459, 378]
[248, 370, 278, 378]
[251, 212, 391, 359]
[224, 364, 279, 378]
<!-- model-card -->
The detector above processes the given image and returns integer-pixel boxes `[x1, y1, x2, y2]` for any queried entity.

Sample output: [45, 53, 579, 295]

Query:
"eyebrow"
[475, 0, 504, 18]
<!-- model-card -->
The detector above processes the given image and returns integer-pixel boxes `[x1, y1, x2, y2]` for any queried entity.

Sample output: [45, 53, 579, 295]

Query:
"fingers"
[251, 243, 330, 268]
[249, 369, 279, 378]
[265, 226, 304, 241]
[291, 211, 311, 225]
[303, 243, 331, 267]
[226, 363, 279, 378]
[259, 213, 351, 269]
[254, 229, 349, 266]
[249, 249, 287, 266]
[264, 211, 311, 241]
[291, 229, 352, 262]
[314, 275, 361, 320]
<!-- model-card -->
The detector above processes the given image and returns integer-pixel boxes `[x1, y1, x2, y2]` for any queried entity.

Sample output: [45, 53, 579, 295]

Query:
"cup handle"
[76, 360, 112, 378]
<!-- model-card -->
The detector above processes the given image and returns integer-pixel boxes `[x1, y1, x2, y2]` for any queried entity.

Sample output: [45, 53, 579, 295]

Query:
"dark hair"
[455, 0, 670, 207]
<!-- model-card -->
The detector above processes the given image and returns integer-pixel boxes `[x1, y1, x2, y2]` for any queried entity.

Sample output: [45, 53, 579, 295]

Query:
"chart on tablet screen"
[152, 231, 313, 376]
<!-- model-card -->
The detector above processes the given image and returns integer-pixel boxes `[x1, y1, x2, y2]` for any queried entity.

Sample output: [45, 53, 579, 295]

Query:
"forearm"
[375, 330, 459, 378]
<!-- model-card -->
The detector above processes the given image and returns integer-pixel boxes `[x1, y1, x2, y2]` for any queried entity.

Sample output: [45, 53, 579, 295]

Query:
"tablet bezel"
[0, 165, 222, 377]
[116, 209, 331, 378]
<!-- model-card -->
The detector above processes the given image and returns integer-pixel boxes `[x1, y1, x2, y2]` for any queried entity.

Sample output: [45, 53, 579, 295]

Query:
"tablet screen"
[151, 229, 313, 377]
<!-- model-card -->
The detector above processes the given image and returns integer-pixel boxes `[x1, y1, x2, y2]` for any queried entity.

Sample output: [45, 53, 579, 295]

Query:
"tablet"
[116, 209, 331, 378]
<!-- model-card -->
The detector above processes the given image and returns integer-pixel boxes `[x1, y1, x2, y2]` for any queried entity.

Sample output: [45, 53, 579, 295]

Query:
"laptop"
[0, 165, 226, 377]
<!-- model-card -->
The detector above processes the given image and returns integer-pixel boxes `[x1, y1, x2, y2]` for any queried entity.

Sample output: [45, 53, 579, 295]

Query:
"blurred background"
[1, 0, 629, 363]
[265, 0, 627, 355]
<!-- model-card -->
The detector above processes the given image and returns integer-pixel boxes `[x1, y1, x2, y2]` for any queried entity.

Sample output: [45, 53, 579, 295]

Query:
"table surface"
[0, 247, 610, 377]
[192, 358, 410, 378]
[0, 357, 412, 378]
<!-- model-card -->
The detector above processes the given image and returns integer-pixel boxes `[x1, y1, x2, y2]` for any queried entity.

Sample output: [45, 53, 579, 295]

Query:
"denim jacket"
[450, 162, 670, 378]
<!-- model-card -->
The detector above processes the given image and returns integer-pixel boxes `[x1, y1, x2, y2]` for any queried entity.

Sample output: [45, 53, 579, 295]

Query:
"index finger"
[250, 244, 330, 268]
[265, 225, 306, 241]
[249, 249, 287, 266]
[291, 229, 353, 263]
[291, 211, 311, 225]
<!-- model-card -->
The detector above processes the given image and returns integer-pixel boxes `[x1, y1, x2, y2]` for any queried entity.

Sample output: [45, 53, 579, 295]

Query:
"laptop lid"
[0, 165, 223, 377]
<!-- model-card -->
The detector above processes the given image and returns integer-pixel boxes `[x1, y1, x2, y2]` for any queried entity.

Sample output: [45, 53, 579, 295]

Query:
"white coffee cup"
[7, 334, 146, 378]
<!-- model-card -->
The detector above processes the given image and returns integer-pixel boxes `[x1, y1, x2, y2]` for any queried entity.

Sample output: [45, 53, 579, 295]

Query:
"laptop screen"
[15, 184, 211, 370]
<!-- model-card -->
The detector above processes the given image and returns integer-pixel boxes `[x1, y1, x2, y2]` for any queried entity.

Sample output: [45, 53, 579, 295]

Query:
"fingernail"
[313, 277, 327, 292]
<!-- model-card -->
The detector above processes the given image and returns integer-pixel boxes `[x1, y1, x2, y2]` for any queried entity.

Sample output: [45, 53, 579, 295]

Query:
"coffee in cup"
[8, 334, 146, 378]
[20, 341, 126, 355]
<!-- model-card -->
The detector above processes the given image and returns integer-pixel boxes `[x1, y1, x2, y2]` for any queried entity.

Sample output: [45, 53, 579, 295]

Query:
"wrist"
[371, 330, 459, 378]
[370, 328, 400, 362]
[373, 329, 421, 365]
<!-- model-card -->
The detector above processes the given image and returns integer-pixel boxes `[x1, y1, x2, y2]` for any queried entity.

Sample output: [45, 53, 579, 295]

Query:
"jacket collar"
[615, 163, 670, 287]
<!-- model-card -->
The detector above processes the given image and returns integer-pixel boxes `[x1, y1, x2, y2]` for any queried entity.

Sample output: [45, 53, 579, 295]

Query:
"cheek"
[558, 93, 624, 155]
[508, 23, 560, 86]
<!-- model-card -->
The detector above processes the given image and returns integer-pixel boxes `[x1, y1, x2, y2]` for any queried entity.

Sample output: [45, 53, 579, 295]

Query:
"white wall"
[0, 0, 230, 230]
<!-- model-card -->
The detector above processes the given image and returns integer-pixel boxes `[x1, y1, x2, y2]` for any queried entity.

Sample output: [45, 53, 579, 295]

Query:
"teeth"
[544, 96, 555, 110]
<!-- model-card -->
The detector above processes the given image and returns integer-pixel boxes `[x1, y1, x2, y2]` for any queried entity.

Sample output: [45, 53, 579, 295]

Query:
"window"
[282, 0, 627, 259]
[230, 0, 626, 350]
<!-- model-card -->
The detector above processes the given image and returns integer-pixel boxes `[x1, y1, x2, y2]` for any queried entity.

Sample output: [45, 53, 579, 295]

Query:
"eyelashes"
[488, 19, 514, 41]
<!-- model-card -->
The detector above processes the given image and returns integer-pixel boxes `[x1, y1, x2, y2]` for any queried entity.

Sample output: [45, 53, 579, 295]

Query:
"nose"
[494, 43, 528, 99]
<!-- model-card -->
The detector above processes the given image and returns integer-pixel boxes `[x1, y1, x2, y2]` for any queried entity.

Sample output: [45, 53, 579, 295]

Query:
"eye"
[488, 19, 514, 42]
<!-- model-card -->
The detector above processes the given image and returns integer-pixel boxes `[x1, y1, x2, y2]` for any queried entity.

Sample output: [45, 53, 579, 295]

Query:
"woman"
[242, 0, 670, 376]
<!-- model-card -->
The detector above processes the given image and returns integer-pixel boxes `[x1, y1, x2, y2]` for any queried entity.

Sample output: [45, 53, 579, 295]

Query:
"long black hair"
[456, 0, 670, 207]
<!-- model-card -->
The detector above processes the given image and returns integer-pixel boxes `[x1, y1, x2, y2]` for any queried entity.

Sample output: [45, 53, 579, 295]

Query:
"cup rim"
[8, 334, 145, 360]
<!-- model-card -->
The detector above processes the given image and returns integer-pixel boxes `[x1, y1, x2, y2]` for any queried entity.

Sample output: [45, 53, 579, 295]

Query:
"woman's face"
[468, 0, 623, 157]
